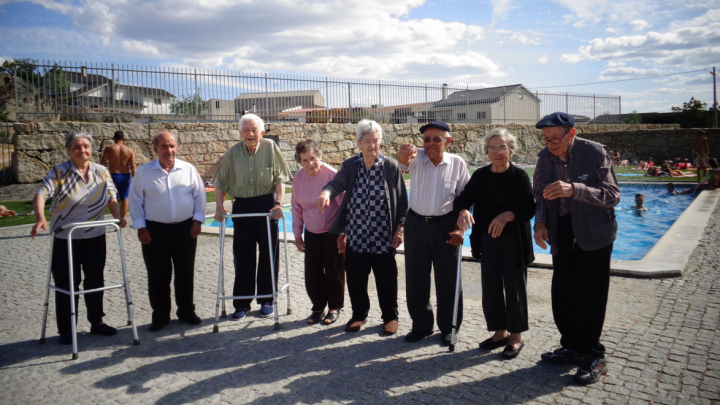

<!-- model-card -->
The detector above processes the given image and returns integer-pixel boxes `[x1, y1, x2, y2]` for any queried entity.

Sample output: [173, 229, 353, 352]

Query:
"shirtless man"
[691, 131, 710, 183]
[101, 131, 136, 219]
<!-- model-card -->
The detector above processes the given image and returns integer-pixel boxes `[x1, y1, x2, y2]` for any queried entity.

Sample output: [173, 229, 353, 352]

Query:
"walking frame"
[213, 212, 291, 333]
[39, 219, 140, 360]
[449, 247, 463, 352]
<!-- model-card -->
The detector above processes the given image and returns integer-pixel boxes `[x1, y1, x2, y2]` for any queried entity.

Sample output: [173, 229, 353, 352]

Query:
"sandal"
[323, 310, 340, 325]
[345, 318, 367, 332]
[306, 311, 325, 325]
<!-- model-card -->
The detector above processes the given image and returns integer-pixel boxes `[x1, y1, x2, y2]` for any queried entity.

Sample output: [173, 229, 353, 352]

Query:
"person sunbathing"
[0, 205, 17, 217]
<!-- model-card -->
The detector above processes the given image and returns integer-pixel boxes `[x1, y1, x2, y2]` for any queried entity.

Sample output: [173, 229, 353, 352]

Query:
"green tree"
[0, 58, 41, 84]
[622, 110, 642, 124]
[671, 97, 713, 128]
[170, 91, 207, 115]
[41, 63, 70, 93]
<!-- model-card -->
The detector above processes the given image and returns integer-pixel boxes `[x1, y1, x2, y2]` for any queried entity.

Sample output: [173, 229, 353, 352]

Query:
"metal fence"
[0, 122, 13, 184]
[4, 59, 621, 125]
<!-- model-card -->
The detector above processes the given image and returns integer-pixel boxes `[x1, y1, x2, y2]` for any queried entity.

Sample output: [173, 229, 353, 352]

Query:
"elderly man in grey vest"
[533, 112, 620, 385]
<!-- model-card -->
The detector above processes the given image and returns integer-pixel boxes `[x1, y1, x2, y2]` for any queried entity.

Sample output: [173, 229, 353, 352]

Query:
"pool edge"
[202, 189, 720, 279]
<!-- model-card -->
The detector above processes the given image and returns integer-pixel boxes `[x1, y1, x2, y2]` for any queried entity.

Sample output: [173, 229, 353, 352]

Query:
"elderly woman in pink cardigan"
[291, 139, 346, 325]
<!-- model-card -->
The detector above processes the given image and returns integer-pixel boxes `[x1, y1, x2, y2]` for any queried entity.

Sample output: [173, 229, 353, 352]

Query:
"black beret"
[420, 121, 450, 134]
[535, 112, 574, 129]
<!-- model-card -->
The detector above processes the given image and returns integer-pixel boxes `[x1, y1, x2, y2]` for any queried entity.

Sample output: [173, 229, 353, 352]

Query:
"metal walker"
[39, 219, 140, 360]
[213, 212, 291, 332]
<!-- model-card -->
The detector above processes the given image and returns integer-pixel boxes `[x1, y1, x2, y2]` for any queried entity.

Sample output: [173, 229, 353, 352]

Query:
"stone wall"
[10, 121, 691, 183]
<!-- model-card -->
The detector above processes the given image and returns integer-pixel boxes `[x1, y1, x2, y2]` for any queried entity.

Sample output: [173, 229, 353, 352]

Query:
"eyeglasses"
[539, 127, 572, 144]
[488, 145, 509, 153]
[423, 137, 446, 143]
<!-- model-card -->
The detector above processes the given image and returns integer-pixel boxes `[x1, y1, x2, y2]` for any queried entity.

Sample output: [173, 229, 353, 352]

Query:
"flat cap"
[535, 112, 574, 129]
[420, 121, 450, 134]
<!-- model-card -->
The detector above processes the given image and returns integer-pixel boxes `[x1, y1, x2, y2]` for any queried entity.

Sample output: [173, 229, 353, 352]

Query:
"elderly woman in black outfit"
[455, 127, 535, 359]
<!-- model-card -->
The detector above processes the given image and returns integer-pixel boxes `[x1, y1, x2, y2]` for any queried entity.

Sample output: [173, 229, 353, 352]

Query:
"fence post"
[112, 63, 116, 124]
[325, 77, 329, 124]
[619, 96, 622, 116]
[13, 66, 19, 123]
[264, 73, 269, 123]
[593, 94, 596, 120]
[194, 69, 199, 123]
[565, 92, 569, 113]
[378, 80, 382, 123]
[466, 85, 470, 124]
[347, 80, 351, 122]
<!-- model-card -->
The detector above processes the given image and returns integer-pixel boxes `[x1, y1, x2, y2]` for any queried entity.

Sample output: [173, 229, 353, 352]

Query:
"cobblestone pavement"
[1, 199, 719, 405]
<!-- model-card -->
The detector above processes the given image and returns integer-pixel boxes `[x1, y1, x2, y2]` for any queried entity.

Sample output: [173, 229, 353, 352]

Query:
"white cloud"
[120, 40, 162, 58]
[538, 56, 548, 64]
[605, 27, 618, 33]
[606, 61, 625, 67]
[630, 19, 649, 31]
[599, 67, 666, 79]
[490, 0, 513, 24]
[560, 9, 720, 67]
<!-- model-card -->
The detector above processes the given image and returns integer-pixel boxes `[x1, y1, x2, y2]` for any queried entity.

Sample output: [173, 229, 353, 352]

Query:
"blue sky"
[0, 0, 718, 114]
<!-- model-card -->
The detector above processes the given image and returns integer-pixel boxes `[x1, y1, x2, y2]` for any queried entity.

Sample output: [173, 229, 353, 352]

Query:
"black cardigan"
[454, 163, 536, 265]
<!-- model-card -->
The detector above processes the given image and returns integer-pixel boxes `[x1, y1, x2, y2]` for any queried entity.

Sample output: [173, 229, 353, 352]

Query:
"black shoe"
[575, 357, 607, 385]
[90, 323, 117, 336]
[479, 336, 509, 350]
[149, 319, 169, 332]
[441, 334, 453, 346]
[502, 342, 524, 359]
[178, 313, 202, 325]
[404, 330, 434, 342]
[541, 347, 584, 365]
[58, 334, 72, 345]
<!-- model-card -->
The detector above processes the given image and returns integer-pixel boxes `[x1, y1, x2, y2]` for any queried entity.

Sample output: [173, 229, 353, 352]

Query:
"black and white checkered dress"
[346, 154, 392, 254]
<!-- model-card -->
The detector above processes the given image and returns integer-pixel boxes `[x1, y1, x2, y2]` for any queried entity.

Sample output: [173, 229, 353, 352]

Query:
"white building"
[431, 84, 541, 125]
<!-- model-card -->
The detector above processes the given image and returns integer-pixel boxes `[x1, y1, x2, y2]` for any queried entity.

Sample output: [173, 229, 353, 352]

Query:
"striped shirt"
[37, 161, 117, 239]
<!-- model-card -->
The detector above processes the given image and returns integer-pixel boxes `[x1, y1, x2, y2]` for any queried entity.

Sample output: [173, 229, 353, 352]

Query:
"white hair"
[355, 119, 383, 143]
[65, 131, 93, 149]
[239, 113, 265, 133]
[482, 127, 519, 155]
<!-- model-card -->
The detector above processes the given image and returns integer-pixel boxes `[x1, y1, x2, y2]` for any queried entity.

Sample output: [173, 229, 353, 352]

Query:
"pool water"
[206, 183, 695, 261]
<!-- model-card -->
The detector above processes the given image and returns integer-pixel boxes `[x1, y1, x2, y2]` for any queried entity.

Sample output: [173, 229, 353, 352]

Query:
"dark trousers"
[304, 230, 345, 312]
[51, 235, 106, 335]
[404, 214, 463, 336]
[551, 214, 612, 359]
[345, 248, 399, 323]
[141, 218, 197, 323]
[480, 232, 529, 334]
[231, 194, 279, 310]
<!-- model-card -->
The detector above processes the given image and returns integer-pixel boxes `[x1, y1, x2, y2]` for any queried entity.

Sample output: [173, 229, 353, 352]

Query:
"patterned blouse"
[345, 154, 392, 254]
[37, 161, 117, 239]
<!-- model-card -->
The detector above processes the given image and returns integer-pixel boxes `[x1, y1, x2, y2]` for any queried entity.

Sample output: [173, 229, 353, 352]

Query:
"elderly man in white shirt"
[397, 121, 470, 345]
[129, 132, 206, 332]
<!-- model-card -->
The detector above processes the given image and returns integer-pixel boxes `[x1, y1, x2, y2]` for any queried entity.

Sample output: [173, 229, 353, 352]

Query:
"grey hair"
[65, 131, 93, 149]
[295, 138, 323, 163]
[152, 132, 178, 145]
[483, 127, 518, 155]
[355, 119, 383, 143]
[239, 113, 265, 133]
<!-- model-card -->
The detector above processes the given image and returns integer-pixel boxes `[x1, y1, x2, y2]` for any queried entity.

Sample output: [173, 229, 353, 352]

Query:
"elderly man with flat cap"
[533, 112, 620, 385]
[397, 121, 469, 345]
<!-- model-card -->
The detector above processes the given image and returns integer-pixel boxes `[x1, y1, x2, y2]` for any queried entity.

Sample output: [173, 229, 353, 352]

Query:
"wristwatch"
[274, 201, 282, 206]
[396, 227, 404, 235]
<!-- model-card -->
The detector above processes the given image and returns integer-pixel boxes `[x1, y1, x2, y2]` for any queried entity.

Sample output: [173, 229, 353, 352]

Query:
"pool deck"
[1, 188, 720, 404]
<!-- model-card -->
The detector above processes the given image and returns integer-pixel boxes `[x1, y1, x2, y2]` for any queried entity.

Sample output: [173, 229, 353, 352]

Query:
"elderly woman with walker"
[31, 131, 127, 345]
[455, 128, 535, 359]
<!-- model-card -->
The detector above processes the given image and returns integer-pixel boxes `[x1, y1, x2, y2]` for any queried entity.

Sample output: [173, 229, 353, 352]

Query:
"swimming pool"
[205, 183, 695, 261]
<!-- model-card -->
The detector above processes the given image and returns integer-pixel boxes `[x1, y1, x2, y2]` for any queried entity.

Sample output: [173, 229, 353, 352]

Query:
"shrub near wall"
[11, 122, 683, 183]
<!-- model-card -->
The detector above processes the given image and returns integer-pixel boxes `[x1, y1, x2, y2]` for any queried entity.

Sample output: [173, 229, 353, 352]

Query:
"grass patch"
[0, 200, 45, 227]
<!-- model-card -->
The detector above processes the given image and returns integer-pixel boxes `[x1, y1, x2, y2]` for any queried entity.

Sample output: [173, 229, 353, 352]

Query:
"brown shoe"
[382, 320, 398, 335]
[345, 318, 367, 332]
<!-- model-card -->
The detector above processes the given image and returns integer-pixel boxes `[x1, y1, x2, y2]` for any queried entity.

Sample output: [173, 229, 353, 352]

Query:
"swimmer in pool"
[667, 183, 694, 195]
[631, 194, 648, 211]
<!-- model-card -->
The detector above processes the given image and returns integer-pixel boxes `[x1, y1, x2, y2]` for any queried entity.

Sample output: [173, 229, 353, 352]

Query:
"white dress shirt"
[129, 158, 206, 229]
[400, 149, 470, 216]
